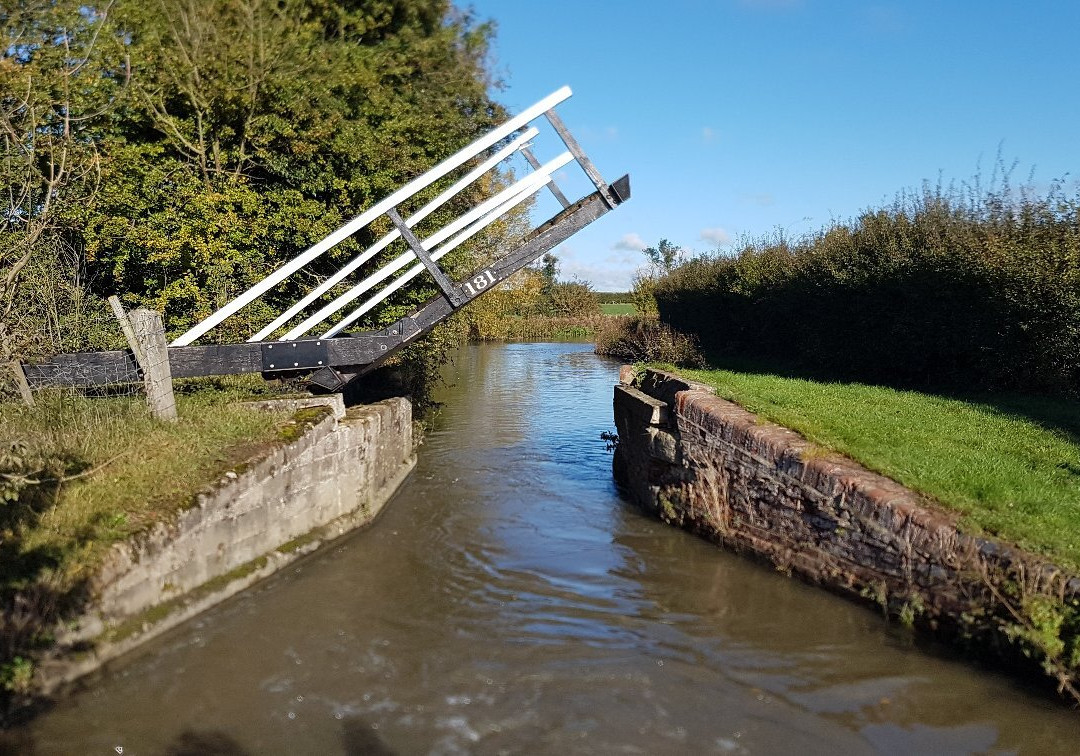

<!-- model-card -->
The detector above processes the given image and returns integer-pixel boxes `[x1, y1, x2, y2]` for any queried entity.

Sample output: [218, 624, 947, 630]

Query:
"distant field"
[600, 302, 636, 316]
[594, 292, 635, 304]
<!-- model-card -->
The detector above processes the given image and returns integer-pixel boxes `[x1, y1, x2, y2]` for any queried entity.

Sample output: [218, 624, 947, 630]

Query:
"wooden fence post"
[129, 308, 178, 422]
[108, 296, 148, 368]
[8, 360, 35, 407]
[109, 296, 177, 422]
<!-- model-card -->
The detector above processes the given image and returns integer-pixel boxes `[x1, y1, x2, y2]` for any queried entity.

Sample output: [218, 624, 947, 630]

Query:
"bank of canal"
[9, 343, 1078, 753]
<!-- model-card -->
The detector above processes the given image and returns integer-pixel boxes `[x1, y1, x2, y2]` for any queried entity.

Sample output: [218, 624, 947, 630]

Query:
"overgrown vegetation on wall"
[653, 179, 1080, 396]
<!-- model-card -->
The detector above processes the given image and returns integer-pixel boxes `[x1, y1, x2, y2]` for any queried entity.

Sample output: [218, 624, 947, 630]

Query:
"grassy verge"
[672, 365, 1080, 571]
[0, 378, 297, 702]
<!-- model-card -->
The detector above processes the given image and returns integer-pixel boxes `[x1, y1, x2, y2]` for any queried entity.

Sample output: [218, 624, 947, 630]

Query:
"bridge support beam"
[21, 175, 630, 392]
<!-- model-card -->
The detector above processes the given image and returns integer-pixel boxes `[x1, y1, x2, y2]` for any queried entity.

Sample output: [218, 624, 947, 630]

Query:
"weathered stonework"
[36, 395, 415, 694]
[614, 367, 1080, 689]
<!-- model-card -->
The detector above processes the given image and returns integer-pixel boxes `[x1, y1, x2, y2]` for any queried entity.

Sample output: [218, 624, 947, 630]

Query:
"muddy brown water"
[10, 343, 1080, 754]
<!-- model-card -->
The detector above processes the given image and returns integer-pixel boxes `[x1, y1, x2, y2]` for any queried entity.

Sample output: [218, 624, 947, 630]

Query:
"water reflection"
[14, 343, 1078, 753]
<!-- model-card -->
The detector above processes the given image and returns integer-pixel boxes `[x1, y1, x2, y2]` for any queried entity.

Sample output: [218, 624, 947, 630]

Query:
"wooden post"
[129, 308, 177, 422]
[110, 296, 177, 422]
[108, 295, 148, 368]
[8, 360, 35, 407]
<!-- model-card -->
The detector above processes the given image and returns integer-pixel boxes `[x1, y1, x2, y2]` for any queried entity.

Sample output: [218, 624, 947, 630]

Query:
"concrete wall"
[39, 395, 415, 693]
[613, 367, 1079, 663]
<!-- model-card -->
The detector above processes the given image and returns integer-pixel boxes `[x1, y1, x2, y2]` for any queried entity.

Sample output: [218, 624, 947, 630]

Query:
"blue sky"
[465, 0, 1080, 290]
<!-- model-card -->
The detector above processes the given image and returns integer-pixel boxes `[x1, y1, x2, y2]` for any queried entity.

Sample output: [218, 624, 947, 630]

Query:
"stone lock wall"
[613, 367, 1079, 640]
[38, 396, 415, 693]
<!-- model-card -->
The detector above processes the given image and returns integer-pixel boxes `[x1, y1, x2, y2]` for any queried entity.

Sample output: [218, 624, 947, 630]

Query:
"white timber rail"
[170, 85, 593, 347]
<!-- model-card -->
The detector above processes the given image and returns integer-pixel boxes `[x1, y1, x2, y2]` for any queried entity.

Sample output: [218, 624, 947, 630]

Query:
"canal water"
[14, 343, 1079, 753]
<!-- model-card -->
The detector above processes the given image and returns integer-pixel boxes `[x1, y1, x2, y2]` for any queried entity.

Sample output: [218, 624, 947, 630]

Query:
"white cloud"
[604, 248, 642, 266]
[702, 126, 717, 143]
[700, 227, 732, 245]
[559, 260, 640, 291]
[613, 232, 647, 252]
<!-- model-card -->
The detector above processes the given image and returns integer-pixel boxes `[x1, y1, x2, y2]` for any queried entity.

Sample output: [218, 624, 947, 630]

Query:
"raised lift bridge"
[22, 87, 630, 393]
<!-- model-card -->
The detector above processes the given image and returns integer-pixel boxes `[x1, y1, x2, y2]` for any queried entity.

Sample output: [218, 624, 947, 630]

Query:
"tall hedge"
[654, 184, 1080, 396]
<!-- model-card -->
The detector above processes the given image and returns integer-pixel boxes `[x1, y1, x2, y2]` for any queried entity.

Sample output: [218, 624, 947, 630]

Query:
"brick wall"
[613, 368, 1079, 671]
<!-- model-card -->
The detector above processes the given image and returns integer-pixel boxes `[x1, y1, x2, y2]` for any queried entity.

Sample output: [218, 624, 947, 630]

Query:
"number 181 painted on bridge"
[461, 269, 496, 298]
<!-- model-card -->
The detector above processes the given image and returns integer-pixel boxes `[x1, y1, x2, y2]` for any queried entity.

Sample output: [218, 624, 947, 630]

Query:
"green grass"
[674, 365, 1080, 570]
[0, 378, 294, 595]
[600, 302, 637, 316]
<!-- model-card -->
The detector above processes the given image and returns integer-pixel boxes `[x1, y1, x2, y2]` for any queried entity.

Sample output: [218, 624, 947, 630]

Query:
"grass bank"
[0, 379, 295, 702]
[672, 364, 1080, 571]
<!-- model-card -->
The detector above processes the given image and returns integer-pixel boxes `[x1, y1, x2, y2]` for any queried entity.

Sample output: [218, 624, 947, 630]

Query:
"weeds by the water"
[595, 317, 704, 367]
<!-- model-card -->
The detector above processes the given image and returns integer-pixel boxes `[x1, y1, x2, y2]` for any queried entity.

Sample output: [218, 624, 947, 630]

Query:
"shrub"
[654, 180, 1080, 395]
[547, 281, 601, 318]
[594, 316, 704, 367]
[630, 270, 659, 317]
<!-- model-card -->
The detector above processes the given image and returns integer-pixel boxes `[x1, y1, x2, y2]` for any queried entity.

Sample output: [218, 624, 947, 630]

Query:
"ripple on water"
[13, 342, 1080, 755]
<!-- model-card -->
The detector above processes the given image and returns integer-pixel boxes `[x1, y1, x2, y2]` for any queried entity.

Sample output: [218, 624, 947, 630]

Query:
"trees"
[1, 1, 126, 362]
[532, 252, 598, 316]
[2, 0, 511, 360]
[632, 238, 684, 317]
[642, 238, 682, 274]
[84, 0, 508, 340]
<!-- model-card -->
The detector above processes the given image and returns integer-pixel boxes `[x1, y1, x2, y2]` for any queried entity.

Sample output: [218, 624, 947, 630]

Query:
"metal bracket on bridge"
[521, 147, 571, 209]
[261, 339, 330, 372]
[386, 207, 464, 308]
[307, 365, 349, 393]
[544, 109, 618, 209]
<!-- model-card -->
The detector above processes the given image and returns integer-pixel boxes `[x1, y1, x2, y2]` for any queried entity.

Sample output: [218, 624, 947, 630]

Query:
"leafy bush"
[630, 271, 659, 318]
[2, 0, 512, 356]
[548, 281, 601, 318]
[654, 180, 1080, 395]
[594, 317, 704, 367]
